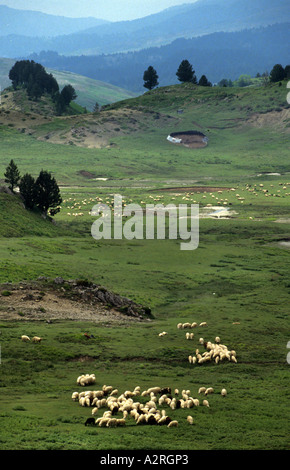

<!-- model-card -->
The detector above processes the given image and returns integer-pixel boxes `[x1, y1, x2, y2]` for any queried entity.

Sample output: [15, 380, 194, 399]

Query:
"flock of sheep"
[174, 321, 237, 366]
[72, 380, 228, 428]
[21, 335, 43, 343]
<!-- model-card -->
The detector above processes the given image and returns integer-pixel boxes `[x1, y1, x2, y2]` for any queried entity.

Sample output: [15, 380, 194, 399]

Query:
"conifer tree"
[4, 159, 20, 193]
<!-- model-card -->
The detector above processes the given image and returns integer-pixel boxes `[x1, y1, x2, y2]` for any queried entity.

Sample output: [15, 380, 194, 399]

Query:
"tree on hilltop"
[4, 159, 20, 193]
[176, 60, 197, 84]
[198, 75, 212, 87]
[270, 64, 286, 83]
[143, 66, 159, 90]
[54, 84, 77, 114]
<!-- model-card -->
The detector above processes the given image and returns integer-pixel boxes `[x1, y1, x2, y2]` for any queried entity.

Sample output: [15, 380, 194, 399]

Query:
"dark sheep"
[85, 417, 96, 426]
[160, 387, 171, 395]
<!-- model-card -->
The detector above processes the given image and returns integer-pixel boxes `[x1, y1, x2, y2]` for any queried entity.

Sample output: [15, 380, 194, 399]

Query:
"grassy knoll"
[0, 58, 137, 110]
[0, 80, 289, 450]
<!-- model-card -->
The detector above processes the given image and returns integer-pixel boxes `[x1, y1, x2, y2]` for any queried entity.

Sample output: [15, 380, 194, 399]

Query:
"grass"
[0, 80, 289, 450]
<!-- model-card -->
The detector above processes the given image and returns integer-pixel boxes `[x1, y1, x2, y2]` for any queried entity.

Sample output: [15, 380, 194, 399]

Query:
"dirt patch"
[0, 277, 152, 323]
[246, 108, 290, 131]
[167, 130, 208, 148]
[78, 170, 97, 179]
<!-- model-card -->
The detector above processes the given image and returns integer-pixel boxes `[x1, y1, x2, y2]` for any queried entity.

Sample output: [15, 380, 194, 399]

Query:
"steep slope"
[0, 189, 62, 238]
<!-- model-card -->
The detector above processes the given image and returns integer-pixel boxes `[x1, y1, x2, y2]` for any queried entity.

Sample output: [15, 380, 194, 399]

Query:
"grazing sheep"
[221, 388, 227, 397]
[205, 387, 214, 395]
[116, 418, 126, 426]
[182, 322, 192, 329]
[159, 331, 167, 337]
[177, 323, 183, 329]
[187, 416, 194, 425]
[85, 417, 95, 426]
[71, 392, 79, 401]
[215, 336, 220, 343]
[168, 420, 178, 427]
[191, 322, 197, 328]
[21, 335, 30, 342]
[203, 400, 210, 408]
[91, 407, 98, 415]
[77, 374, 96, 386]
[32, 336, 42, 343]
[199, 322, 207, 327]
[147, 387, 161, 395]
[106, 418, 117, 427]
[198, 387, 206, 394]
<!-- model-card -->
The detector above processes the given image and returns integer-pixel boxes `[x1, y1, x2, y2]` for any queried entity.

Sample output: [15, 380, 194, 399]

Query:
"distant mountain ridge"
[27, 23, 290, 92]
[0, 5, 109, 38]
[0, 0, 289, 57]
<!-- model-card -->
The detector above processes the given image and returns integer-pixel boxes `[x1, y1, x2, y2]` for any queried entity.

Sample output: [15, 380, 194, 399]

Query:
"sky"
[1, 0, 199, 21]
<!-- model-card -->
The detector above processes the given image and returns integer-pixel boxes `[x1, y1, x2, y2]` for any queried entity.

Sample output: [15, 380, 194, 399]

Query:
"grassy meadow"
[0, 80, 289, 450]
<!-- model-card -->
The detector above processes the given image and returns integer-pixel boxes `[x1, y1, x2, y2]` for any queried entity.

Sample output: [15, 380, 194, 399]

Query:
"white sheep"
[168, 420, 178, 427]
[32, 336, 42, 343]
[203, 399, 210, 408]
[187, 416, 194, 424]
[21, 335, 30, 342]
[71, 392, 79, 401]
[205, 387, 214, 395]
[221, 388, 227, 397]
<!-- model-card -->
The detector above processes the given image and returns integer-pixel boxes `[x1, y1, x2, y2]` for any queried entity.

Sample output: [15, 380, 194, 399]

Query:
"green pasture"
[0, 80, 289, 450]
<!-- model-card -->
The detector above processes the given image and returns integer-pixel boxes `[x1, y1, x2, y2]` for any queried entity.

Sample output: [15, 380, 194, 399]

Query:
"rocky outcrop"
[51, 277, 153, 320]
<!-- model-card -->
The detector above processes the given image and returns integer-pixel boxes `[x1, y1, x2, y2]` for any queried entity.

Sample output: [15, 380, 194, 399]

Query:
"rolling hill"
[0, 58, 137, 110]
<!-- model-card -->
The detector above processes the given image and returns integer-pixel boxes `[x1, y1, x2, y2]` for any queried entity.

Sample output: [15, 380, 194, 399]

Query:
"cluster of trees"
[4, 159, 62, 217]
[143, 59, 212, 90]
[269, 64, 290, 83]
[218, 64, 290, 88]
[9, 60, 77, 114]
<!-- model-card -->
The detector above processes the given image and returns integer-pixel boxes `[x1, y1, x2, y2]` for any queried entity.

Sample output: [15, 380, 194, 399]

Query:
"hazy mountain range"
[0, 0, 289, 57]
[28, 24, 290, 92]
[0, 5, 109, 38]
[0, 0, 289, 93]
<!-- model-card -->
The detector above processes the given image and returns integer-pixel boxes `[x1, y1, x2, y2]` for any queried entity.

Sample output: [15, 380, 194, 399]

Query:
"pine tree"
[34, 170, 62, 217]
[176, 60, 197, 84]
[4, 159, 20, 193]
[143, 66, 159, 90]
[19, 173, 36, 209]
[270, 64, 286, 83]
[198, 75, 212, 87]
